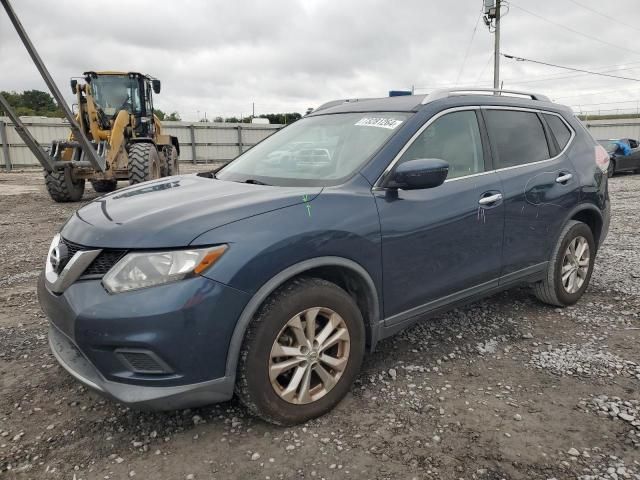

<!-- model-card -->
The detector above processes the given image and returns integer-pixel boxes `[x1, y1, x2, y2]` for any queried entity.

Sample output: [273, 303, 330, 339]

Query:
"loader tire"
[44, 168, 85, 202]
[128, 143, 161, 185]
[91, 179, 118, 193]
[163, 145, 179, 176]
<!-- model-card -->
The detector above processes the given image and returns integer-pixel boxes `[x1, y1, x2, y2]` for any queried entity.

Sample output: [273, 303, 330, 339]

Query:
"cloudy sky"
[1, 0, 640, 121]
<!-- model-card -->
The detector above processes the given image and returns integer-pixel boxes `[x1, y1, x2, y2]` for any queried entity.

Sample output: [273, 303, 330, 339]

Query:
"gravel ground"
[0, 167, 639, 480]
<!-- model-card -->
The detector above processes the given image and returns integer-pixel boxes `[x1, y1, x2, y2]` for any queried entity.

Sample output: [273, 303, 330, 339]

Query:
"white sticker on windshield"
[354, 117, 404, 129]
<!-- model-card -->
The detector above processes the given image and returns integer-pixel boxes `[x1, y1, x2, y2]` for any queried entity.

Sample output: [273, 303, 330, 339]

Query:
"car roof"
[309, 89, 571, 116]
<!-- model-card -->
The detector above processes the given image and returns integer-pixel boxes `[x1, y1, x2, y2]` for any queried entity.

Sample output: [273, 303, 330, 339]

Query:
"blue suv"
[39, 88, 611, 425]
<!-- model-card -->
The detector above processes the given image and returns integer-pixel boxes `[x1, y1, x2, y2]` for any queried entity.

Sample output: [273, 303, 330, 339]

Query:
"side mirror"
[70, 79, 78, 94]
[386, 158, 449, 190]
[152, 79, 161, 94]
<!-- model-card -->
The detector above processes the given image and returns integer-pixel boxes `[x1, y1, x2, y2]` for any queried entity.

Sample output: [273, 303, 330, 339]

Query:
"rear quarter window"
[543, 113, 572, 150]
[484, 110, 550, 168]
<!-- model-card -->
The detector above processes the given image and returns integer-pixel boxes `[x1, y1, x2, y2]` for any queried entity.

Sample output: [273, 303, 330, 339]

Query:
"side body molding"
[224, 256, 381, 379]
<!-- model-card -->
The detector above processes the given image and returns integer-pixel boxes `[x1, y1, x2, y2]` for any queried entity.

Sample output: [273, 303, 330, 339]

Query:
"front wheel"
[607, 159, 615, 178]
[44, 167, 85, 202]
[236, 277, 365, 425]
[128, 143, 161, 185]
[533, 220, 595, 307]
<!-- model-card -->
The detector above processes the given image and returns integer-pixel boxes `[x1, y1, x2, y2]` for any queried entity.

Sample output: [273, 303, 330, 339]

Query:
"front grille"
[84, 250, 126, 276]
[61, 238, 84, 258]
[61, 237, 126, 278]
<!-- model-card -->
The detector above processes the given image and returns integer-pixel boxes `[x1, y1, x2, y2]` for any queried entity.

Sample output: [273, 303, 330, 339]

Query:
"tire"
[44, 167, 85, 202]
[90, 179, 118, 193]
[128, 143, 161, 185]
[533, 220, 596, 307]
[236, 277, 365, 425]
[607, 159, 615, 178]
[163, 145, 179, 176]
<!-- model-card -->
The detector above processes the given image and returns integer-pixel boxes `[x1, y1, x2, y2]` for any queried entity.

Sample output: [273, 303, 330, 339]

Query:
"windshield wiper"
[243, 179, 270, 186]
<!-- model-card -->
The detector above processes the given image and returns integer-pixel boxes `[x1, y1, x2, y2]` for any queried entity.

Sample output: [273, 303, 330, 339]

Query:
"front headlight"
[102, 245, 227, 293]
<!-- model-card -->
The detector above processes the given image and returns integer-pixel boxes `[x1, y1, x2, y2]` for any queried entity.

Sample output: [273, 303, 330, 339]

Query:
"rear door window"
[543, 113, 572, 150]
[399, 110, 484, 179]
[484, 110, 550, 168]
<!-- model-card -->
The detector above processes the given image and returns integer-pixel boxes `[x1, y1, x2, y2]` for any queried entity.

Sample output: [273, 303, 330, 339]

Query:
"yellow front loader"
[46, 71, 181, 200]
[0, 0, 180, 202]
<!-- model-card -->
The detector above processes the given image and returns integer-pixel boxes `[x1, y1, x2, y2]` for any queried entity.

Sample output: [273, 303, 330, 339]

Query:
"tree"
[258, 112, 302, 124]
[0, 89, 63, 117]
[213, 116, 224, 123]
[153, 109, 180, 121]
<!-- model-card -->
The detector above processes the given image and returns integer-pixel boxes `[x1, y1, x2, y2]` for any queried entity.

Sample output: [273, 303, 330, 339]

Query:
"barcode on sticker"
[354, 117, 404, 129]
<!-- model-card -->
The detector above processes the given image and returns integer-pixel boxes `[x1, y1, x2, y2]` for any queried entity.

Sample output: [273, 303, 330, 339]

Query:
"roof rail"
[422, 88, 550, 104]
[313, 97, 377, 113]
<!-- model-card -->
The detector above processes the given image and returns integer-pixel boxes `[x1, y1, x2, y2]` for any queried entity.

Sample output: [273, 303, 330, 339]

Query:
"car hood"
[61, 174, 322, 248]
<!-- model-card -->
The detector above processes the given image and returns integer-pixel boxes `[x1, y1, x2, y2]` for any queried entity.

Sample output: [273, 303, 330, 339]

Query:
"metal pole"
[237, 124, 243, 157]
[0, 120, 11, 171]
[190, 124, 197, 164]
[0, 93, 53, 171]
[0, 0, 105, 172]
[493, 0, 501, 91]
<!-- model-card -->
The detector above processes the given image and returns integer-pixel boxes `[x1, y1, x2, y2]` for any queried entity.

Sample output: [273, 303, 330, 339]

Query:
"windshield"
[216, 112, 410, 187]
[91, 76, 141, 116]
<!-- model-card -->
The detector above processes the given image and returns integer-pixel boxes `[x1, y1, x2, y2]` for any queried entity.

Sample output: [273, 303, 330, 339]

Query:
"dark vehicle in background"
[598, 138, 640, 177]
[39, 88, 611, 425]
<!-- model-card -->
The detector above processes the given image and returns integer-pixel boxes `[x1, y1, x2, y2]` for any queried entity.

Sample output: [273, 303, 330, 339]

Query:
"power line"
[475, 52, 494, 84]
[502, 53, 640, 82]
[455, 10, 483, 86]
[509, 1, 640, 56]
[565, 0, 640, 34]
[555, 85, 640, 100]
[567, 99, 640, 108]
[499, 61, 640, 85]
[471, 63, 640, 88]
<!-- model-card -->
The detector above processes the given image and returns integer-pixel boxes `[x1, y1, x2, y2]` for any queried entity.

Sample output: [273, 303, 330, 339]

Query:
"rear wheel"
[163, 145, 179, 176]
[128, 143, 161, 185]
[236, 277, 365, 425]
[90, 179, 118, 193]
[533, 220, 595, 307]
[44, 167, 85, 202]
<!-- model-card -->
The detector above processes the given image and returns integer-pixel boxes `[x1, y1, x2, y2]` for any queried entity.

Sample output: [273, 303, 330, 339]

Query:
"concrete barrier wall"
[582, 118, 640, 141]
[0, 117, 283, 169]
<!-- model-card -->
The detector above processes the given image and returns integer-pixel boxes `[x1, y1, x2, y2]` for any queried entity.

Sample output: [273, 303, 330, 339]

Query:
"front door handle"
[478, 193, 503, 205]
[556, 173, 573, 184]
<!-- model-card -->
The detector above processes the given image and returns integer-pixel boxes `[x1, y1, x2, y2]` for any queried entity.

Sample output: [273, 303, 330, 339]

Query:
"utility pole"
[493, 0, 501, 90]
[483, 0, 501, 91]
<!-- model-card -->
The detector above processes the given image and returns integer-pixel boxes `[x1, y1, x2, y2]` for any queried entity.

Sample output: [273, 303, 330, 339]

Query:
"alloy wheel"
[269, 307, 350, 404]
[561, 235, 590, 294]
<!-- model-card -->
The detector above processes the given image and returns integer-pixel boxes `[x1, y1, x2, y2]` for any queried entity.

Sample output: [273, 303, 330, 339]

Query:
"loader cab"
[84, 71, 160, 138]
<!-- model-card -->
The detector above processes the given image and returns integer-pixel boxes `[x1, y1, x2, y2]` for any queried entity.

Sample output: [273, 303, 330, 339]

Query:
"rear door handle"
[478, 193, 503, 205]
[556, 173, 573, 183]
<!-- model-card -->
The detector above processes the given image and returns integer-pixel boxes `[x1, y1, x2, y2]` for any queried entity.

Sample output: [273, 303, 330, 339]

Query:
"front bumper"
[38, 272, 250, 410]
[49, 323, 234, 409]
